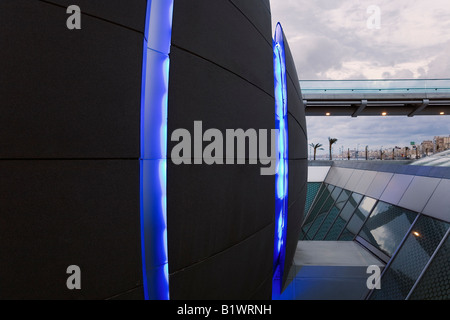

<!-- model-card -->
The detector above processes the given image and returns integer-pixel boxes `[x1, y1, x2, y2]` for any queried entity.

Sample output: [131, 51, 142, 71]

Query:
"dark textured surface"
[0, 0, 146, 299]
[167, 0, 278, 299]
[167, 46, 274, 155]
[0, 0, 308, 300]
[41, 0, 147, 32]
[281, 28, 308, 288]
[167, 164, 275, 273]
[0, 0, 143, 159]
[0, 160, 142, 299]
[169, 223, 274, 300]
[171, 0, 274, 97]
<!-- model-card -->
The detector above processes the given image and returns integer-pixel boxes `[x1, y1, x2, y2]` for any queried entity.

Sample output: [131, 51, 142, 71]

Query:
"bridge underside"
[303, 93, 450, 117]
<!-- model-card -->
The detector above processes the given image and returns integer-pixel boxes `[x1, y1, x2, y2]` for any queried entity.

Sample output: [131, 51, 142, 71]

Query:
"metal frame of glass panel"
[355, 201, 418, 261]
[302, 183, 328, 223]
[304, 182, 324, 216]
[314, 189, 352, 240]
[365, 213, 421, 299]
[406, 228, 450, 300]
[355, 236, 390, 263]
[339, 197, 378, 241]
[299, 180, 450, 300]
[323, 192, 364, 241]
[366, 214, 450, 300]
[300, 184, 327, 240]
[301, 184, 335, 240]
[335, 194, 370, 241]
[307, 187, 344, 240]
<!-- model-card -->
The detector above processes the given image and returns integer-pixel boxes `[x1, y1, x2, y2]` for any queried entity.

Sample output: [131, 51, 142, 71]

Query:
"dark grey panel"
[167, 0, 276, 300]
[167, 163, 275, 273]
[108, 286, 145, 300]
[288, 159, 308, 207]
[41, 0, 147, 32]
[287, 77, 307, 131]
[0, 0, 142, 159]
[0, 160, 141, 299]
[169, 223, 274, 300]
[288, 183, 308, 228]
[261, 0, 271, 13]
[283, 178, 307, 287]
[249, 276, 273, 300]
[229, 0, 273, 44]
[282, 27, 307, 142]
[171, 0, 274, 96]
[167, 46, 275, 160]
[288, 115, 308, 160]
[283, 30, 308, 290]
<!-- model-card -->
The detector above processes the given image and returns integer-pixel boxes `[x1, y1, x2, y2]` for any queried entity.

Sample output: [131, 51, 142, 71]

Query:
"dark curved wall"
[0, 0, 147, 299]
[0, 0, 306, 300]
[283, 30, 309, 289]
[167, 0, 275, 300]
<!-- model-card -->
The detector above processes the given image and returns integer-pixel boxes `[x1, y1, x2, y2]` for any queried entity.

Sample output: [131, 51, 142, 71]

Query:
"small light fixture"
[326, 112, 331, 116]
[381, 112, 387, 116]
[440, 112, 445, 115]
[413, 231, 421, 237]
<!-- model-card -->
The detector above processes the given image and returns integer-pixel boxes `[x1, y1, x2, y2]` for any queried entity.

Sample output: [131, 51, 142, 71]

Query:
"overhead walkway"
[301, 79, 450, 117]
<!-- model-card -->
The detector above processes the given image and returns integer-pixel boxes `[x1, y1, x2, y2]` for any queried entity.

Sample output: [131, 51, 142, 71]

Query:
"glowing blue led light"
[273, 23, 289, 298]
[140, 0, 173, 300]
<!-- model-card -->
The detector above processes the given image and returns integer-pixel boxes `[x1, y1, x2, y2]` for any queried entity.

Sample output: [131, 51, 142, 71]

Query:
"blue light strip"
[140, 0, 174, 300]
[273, 23, 289, 297]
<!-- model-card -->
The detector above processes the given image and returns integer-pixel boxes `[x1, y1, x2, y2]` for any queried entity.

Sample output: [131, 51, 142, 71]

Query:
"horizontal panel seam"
[38, 0, 145, 35]
[169, 221, 275, 275]
[171, 44, 275, 99]
[228, 0, 273, 49]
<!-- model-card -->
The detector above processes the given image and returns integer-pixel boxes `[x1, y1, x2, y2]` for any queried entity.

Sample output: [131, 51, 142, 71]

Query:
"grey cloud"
[270, 0, 449, 151]
[271, 0, 450, 79]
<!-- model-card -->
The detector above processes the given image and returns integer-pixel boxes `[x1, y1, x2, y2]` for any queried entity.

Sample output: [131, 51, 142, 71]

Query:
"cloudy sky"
[270, 0, 450, 156]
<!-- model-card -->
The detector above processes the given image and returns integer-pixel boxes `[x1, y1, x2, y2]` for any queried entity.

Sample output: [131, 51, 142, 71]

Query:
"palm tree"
[328, 137, 338, 160]
[309, 143, 324, 161]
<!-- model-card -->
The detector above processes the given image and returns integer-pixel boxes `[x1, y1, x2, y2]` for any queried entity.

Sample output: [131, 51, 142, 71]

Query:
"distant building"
[421, 140, 434, 155]
[434, 136, 450, 152]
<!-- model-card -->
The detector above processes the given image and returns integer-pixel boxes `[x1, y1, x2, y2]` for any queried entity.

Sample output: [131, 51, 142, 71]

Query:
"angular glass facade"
[302, 181, 450, 300]
[315, 189, 351, 240]
[369, 215, 449, 300]
[358, 202, 417, 257]
[304, 182, 322, 215]
[339, 196, 377, 241]
[409, 234, 450, 300]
